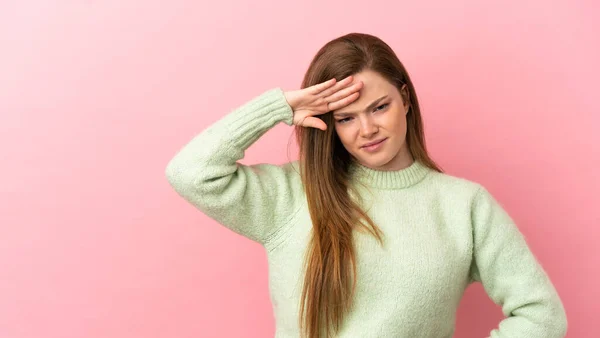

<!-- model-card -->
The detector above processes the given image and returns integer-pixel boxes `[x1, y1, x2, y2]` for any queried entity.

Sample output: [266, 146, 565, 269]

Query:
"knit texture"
[165, 87, 567, 337]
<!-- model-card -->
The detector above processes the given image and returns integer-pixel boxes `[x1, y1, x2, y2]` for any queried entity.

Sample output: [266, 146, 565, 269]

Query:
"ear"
[400, 83, 411, 114]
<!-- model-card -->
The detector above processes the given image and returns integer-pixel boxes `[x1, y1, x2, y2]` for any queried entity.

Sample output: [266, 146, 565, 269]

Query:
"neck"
[348, 158, 431, 189]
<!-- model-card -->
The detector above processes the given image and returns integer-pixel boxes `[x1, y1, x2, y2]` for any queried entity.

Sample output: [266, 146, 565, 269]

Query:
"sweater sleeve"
[468, 186, 568, 338]
[164, 87, 301, 247]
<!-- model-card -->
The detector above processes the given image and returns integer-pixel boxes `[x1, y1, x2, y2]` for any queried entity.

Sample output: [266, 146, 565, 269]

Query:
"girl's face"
[332, 70, 413, 171]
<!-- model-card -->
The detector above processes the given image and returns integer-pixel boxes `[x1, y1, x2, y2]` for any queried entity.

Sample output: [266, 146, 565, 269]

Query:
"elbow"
[164, 158, 192, 193]
[164, 157, 215, 197]
[165, 159, 178, 186]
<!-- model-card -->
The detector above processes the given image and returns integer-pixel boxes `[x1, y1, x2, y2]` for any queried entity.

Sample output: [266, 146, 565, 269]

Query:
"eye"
[374, 103, 389, 112]
[336, 103, 388, 124]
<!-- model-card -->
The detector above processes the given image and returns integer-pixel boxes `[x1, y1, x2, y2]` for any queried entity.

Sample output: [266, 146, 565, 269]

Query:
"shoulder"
[281, 159, 301, 172]
[427, 169, 513, 224]
[274, 159, 304, 195]
[424, 168, 484, 200]
[422, 168, 506, 215]
[277, 159, 302, 184]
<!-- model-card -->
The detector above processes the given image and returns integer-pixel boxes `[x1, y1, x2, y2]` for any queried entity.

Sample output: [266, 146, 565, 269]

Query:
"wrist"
[283, 91, 297, 110]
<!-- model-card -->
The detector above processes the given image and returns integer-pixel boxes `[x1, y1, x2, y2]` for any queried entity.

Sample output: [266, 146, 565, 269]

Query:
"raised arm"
[165, 87, 301, 246]
[165, 76, 364, 248]
[468, 186, 568, 337]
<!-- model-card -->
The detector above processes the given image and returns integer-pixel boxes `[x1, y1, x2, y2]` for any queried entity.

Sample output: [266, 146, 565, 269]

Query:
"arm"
[469, 186, 568, 337]
[165, 87, 301, 247]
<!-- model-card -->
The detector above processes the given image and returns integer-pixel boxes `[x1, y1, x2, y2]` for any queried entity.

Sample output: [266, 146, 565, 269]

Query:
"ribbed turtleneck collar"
[348, 159, 431, 189]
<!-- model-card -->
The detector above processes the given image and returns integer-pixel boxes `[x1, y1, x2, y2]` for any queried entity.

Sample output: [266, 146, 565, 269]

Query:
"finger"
[308, 78, 337, 95]
[303, 116, 328, 131]
[318, 75, 354, 98]
[327, 92, 360, 111]
[323, 81, 363, 104]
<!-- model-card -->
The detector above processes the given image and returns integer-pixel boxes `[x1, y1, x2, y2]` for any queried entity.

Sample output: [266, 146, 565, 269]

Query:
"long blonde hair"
[291, 32, 443, 338]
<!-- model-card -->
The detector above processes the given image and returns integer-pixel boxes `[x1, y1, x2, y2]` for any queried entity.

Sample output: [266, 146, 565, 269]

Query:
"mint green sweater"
[165, 88, 567, 337]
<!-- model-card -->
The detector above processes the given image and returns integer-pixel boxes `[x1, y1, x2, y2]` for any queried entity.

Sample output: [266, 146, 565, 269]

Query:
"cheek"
[388, 113, 407, 131]
[334, 127, 359, 150]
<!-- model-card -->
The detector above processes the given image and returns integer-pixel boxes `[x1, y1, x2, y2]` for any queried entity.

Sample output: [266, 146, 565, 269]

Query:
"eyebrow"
[333, 95, 388, 117]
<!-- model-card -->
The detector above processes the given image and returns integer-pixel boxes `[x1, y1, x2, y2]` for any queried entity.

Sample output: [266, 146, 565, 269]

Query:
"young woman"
[165, 33, 567, 338]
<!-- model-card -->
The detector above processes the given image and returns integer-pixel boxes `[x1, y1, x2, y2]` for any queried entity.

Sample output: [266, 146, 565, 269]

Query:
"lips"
[361, 138, 387, 148]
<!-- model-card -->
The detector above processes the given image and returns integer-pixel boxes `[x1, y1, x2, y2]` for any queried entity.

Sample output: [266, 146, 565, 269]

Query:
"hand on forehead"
[335, 70, 396, 114]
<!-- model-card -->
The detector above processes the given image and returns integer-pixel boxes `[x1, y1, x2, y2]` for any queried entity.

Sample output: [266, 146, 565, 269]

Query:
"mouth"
[360, 138, 388, 152]
[361, 138, 387, 148]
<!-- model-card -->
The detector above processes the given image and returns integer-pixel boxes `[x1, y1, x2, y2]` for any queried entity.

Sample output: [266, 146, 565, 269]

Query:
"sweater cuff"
[225, 87, 294, 151]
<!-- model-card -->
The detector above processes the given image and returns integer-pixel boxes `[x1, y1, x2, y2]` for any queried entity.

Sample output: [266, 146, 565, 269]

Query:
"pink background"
[1, 1, 598, 337]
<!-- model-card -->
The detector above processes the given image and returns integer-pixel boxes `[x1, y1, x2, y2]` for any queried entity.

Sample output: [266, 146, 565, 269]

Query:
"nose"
[359, 115, 378, 138]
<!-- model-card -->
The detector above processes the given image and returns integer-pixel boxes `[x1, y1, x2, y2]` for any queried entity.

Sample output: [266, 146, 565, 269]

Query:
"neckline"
[348, 159, 431, 189]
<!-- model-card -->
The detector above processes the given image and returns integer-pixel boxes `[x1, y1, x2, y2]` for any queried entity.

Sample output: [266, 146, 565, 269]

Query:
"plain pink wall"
[1, 1, 598, 337]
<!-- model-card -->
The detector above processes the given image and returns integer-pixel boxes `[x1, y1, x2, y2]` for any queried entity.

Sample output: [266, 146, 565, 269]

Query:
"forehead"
[333, 70, 397, 113]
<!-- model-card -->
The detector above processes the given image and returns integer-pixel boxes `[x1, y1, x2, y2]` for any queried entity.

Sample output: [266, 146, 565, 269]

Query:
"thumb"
[302, 116, 328, 131]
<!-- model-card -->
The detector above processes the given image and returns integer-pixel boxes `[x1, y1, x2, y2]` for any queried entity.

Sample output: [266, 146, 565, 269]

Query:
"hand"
[283, 75, 363, 131]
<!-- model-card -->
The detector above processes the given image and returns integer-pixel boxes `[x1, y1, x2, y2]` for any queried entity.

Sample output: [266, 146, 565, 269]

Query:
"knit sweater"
[164, 87, 568, 338]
